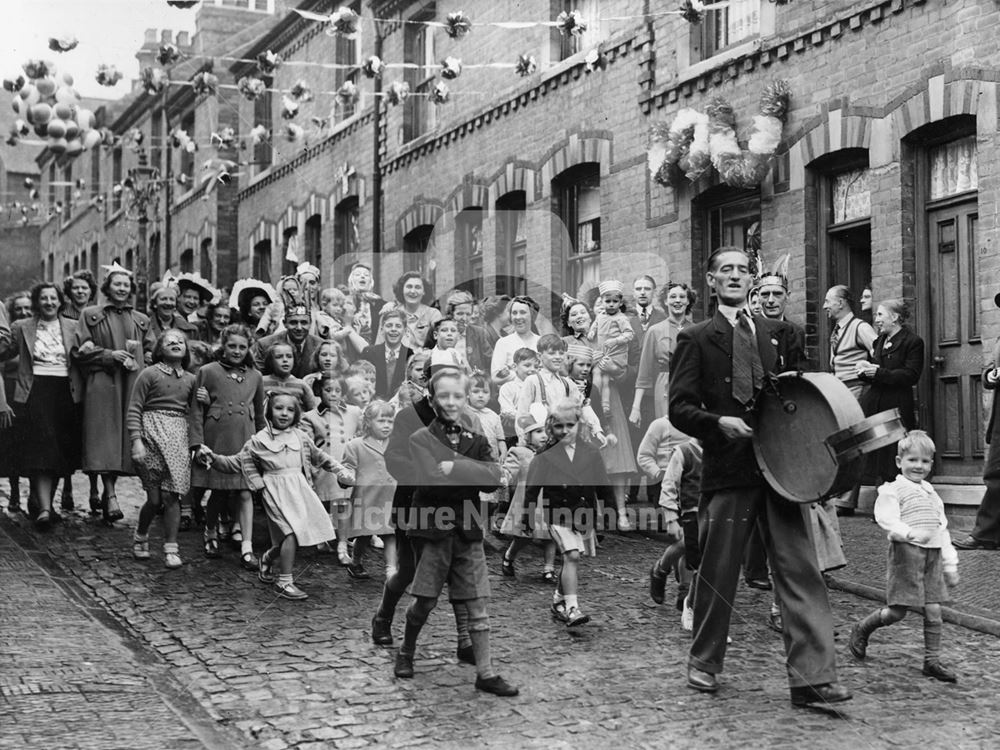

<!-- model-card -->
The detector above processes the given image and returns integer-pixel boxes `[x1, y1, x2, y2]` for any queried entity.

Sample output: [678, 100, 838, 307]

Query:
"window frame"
[554, 163, 602, 299]
[403, 5, 437, 143]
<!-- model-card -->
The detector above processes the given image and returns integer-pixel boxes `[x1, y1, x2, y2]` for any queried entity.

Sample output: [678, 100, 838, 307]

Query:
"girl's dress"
[499, 446, 549, 541]
[341, 436, 397, 538]
[300, 403, 362, 509]
[213, 427, 337, 547]
[126, 363, 196, 495]
[189, 361, 265, 490]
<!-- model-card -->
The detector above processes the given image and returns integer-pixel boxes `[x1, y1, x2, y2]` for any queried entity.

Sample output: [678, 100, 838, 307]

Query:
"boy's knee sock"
[923, 618, 942, 663]
[469, 617, 494, 680]
[452, 602, 472, 649]
[402, 598, 435, 655]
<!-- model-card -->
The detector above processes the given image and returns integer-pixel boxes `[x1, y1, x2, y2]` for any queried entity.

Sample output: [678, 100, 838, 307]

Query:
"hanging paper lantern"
[362, 56, 385, 79]
[445, 11, 473, 39]
[191, 70, 218, 97]
[256, 50, 281, 75]
[140, 67, 169, 95]
[23, 60, 53, 79]
[336, 80, 360, 108]
[515, 54, 537, 77]
[431, 81, 450, 105]
[289, 80, 313, 102]
[555, 10, 587, 36]
[280, 94, 299, 120]
[385, 81, 410, 106]
[158, 44, 181, 66]
[96, 64, 124, 87]
[48, 36, 79, 52]
[440, 57, 462, 80]
[328, 6, 360, 37]
[237, 76, 267, 101]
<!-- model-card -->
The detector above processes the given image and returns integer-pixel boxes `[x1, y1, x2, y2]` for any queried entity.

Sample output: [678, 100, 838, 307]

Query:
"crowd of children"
[0, 261, 965, 698]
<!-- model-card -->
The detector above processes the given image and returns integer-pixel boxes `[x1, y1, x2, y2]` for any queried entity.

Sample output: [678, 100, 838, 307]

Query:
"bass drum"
[752, 372, 866, 503]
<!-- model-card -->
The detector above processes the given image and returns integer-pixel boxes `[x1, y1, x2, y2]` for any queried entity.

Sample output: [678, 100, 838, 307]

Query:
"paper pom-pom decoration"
[281, 94, 299, 120]
[48, 36, 79, 53]
[283, 123, 305, 143]
[515, 54, 537, 77]
[431, 81, 450, 105]
[95, 64, 123, 87]
[362, 56, 385, 79]
[23, 60, 53, 79]
[555, 10, 587, 36]
[440, 57, 462, 80]
[679, 1, 706, 25]
[329, 6, 360, 37]
[4, 75, 26, 93]
[140, 67, 169, 95]
[158, 43, 181, 66]
[257, 50, 281, 75]
[336, 81, 360, 107]
[385, 81, 410, 106]
[237, 76, 267, 101]
[445, 11, 473, 39]
[289, 80, 313, 102]
[249, 124, 268, 146]
[191, 70, 218, 97]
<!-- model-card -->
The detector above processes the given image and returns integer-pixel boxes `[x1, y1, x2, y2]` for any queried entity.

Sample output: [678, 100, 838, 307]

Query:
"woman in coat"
[72, 264, 149, 522]
[3, 283, 84, 527]
[857, 298, 925, 485]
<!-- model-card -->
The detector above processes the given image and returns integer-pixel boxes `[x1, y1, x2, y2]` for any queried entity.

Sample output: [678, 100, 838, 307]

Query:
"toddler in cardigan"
[588, 280, 633, 418]
[848, 430, 960, 682]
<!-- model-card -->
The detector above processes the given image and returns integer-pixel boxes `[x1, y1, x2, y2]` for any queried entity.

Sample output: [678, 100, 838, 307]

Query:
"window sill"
[677, 38, 761, 86]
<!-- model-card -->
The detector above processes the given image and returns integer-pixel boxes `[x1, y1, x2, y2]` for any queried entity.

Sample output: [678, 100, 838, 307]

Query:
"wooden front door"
[927, 199, 983, 478]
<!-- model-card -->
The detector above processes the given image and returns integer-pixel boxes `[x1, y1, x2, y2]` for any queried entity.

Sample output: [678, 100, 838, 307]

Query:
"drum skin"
[752, 372, 865, 503]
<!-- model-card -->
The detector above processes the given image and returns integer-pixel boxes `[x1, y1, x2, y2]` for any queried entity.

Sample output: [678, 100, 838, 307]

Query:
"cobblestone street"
[2, 476, 999, 749]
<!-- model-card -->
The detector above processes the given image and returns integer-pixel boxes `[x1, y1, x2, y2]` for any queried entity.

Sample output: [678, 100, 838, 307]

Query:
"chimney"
[176, 31, 190, 49]
[135, 28, 160, 71]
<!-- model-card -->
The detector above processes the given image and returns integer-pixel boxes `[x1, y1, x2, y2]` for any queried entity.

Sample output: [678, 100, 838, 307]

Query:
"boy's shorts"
[409, 534, 491, 601]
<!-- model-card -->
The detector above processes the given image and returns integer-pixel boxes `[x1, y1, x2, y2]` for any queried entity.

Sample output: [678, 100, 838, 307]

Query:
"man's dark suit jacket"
[359, 344, 414, 399]
[668, 311, 807, 494]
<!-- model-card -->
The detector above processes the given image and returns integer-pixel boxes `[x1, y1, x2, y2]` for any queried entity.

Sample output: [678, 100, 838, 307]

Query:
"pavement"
[2, 476, 1000, 749]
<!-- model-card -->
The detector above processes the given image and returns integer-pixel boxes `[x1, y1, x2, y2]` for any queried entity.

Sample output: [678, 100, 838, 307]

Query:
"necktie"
[830, 324, 841, 357]
[732, 310, 763, 405]
[640, 307, 648, 325]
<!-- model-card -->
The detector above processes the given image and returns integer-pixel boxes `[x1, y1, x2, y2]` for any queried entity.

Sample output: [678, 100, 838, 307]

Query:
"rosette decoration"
[445, 11, 473, 39]
[362, 56, 385, 79]
[336, 80, 359, 108]
[8, 61, 104, 156]
[257, 50, 281, 75]
[140, 66, 169, 95]
[249, 124, 269, 147]
[647, 81, 791, 189]
[431, 81, 450, 105]
[289, 80, 313, 102]
[329, 6, 360, 37]
[96, 64, 124, 87]
[191, 70, 218, 97]
[280, 94, 299, 119]
[385, 81, 410, 106]
[440, 57, 462, 80]
[210, 127, 236, 148]
[679, 1, 706, 24]
[158, 43, 181, 66]
[515, 54, 537, 77]
[237, 76, 267, 101]
[555, 10, 587, 36]
[48, 37, 79, 53]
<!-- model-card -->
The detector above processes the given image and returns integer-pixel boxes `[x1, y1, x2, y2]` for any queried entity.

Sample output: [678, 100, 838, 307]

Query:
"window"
[48, 163, 57, 212]
[63, 261, 71, 279]
[403, 225, 433, 277]
[112, 147, 123, 212]
[63, 163, 72, 220]
[335, 1, 362, 121]
[692, 0, 760, 62]
[179, 110, 195, 188]
[72, 256, 79, 272]
[180, 248, 194, 273]
[551, 0, 602, 62]
[929, 135, 977, 200]
[555, 164, 601, 298]
[253, 239, 272, 280]
[455, 207, 484, 298]
[151, 110, 163, 175]
[80, 248, 87, 271]
[90, 242, 99, 278]
[282, 227, 298, 274]
[253, 76, 273, 172]
[496, 192, 527, 297]
[125, 248, 134, 271]
[403, 6, 436, 142]
[90, 147, 100, 198]
[304, 214, 322, 271]
[334, 197, 359, 263]
[200, 238, 213, 281]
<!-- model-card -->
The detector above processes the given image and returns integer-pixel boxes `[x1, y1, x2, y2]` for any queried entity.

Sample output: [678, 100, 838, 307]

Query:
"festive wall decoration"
[237, 76, 267, 101]
[440, 57, 462, 80]
[96, 64, 124, 87]
[289, 80, 313, 102]
[648, 81, 791, 189]
[385, 81, 410, 106]
[140, 66, 169, 95]
[431, 81, 450, 104]
[361, 56, 385, 79]
[445, 12, 473, 39]
[158, 43, 181, 66]
[336, 81, 359, 108]
[191, 70, 218, 97]
[555, 10, 587, 36]
[48, 37, 79, 53]
[515, 54, 537, 77]
[257, 50, 281, 75]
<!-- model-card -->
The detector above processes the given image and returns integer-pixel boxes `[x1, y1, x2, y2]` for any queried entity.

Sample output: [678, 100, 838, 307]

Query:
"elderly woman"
[857, 297, 925, 485]
[1, 283, 83, 528]
[490, 295, 541, 385]
[62, 270, 98, 321]
[72, 265, 150, 523]
[346, 262, 386, 346]
[147, 282, 199, 349]
[560, 296, 637, 529]
[378, 271, 442, 351]
[630, 282, 696, 424]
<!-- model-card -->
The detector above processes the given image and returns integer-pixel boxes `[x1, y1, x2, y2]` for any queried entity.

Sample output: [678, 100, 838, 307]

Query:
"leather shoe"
[767, 610, 783, 634]
[686, 667, 718, 693]
[922, 660, 957, 683]
[394, 651, 414, 678]
[649, 564, 667, 604]
[745, 577, 772, 591]
[952, 535, 998, 551]
[475, 674, 519, 697]
[836, 507, 855, 517]
[790, 682, 852, 708]
[456, 645, 475, 665]
[371, 616, 393, 646]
